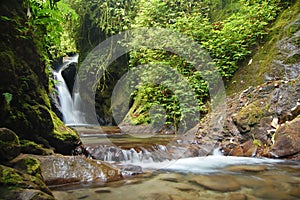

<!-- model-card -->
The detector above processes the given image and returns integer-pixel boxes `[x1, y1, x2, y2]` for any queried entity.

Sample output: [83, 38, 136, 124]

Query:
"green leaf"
[3, 92, 12, 105]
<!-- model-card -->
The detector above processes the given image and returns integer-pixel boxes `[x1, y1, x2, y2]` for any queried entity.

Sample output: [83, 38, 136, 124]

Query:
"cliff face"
[195, 0, 300, 160]
[0, 0, 80, 155]
[226, 0, 300, 95]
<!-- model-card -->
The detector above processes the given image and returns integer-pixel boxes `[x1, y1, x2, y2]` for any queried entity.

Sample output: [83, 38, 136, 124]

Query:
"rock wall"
[195, 0, 300, 160]
[226, 0, 300, 95]
[0, 0, 80, 155]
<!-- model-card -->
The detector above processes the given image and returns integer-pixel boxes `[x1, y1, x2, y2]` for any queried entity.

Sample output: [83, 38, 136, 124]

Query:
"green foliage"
[25, 0, 78, 60]
[123, 0, 287, 129]
[70, 0, 289, 130]
[2, 93, 12, 106]
[70, 0, 137, 37]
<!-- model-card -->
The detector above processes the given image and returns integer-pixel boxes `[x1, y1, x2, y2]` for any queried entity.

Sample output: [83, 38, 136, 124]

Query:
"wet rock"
[197, 76, 300, 158]
[78, 195, 89, 199]
[291, 101, 300, 116]
[226, 193, 247, 200]
[119, 164, 143, 176]
[0, 128, 20, 162]
[94, 189, 111, 193]
[254, 186, 294, 200]
[157, 173, 182, 183]
[194, 6, 300, 159]
[33, 155, 121, 185]
[270, 117, 300, 157]
[223, 139, 260, 157]
[189, 175, 241, 192]
[46, 110, 81, 155]
[140, 192, 172, 200]
[12, 156, 43, 180]
[20, 140, 53, 155]
[18, 189, 55, 200]
[0, 164, 54, 200]
[175, 183, 196, 192]
[289, 187, 300, 198]
[230, 145, 244, 156]
[235, 100, 269, 134]
[225, 165, 267, 172]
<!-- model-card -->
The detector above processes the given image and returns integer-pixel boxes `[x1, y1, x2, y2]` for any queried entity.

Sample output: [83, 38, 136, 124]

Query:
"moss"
[20, 140, 52, 155]
[0, 166, 23, 186]
[46, 110, 81, 154]
[37, 86, 51, 109]
[237, 101, 268, 129]
[284, 53, 300, 64]
[0, 164, 54, 199]
[13, 157, 41, 178]
[0, 128, 21, 162]
[226, 0, 300, 95]
[50, 110, 79, 141]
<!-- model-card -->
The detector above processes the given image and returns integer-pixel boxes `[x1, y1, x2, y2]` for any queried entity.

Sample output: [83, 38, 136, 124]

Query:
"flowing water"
[51, 126, 300, 200]
[53, 54, 89, 125]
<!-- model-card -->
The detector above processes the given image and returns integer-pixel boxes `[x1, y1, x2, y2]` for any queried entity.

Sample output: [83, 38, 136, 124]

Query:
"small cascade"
[85, 143, 207, 164]
[53, 54, 88, 125]
[86, 144, 180, 164]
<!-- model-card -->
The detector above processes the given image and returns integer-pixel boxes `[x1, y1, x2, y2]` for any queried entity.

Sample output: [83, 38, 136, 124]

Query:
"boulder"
[270, 117, 300, 157]
[0, 164, 54, 200]
[33, 155, 122, 186]
[0, 128, 20, 162]
[0, 0, 81, 156]
[20, 140, 53, 155]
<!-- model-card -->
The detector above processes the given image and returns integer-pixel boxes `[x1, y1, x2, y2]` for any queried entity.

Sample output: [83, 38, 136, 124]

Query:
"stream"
[51, 126, 300, 200]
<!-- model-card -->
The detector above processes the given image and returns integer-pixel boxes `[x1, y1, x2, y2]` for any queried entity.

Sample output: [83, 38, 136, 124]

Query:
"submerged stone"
[189, 174, 241, 192]
[224, 165, 268, 172]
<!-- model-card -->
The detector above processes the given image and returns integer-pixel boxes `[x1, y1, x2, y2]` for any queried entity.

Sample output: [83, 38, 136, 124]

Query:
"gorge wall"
[0, 0, 81, 155]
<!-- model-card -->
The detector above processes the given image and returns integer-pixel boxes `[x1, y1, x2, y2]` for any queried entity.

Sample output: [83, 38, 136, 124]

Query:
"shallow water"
[52, 126, 300, 200]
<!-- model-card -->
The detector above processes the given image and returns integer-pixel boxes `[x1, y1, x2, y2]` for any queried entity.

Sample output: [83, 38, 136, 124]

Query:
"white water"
[128, 154, 283, 174]
[54, 54, 88, 125]
[94, 144, 283, 174]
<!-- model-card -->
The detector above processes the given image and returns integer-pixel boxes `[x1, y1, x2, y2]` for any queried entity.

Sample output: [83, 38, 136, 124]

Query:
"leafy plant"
[123, 0, 286, 130]
[3, 92, 13, 106]
[68, 0, 289, 130]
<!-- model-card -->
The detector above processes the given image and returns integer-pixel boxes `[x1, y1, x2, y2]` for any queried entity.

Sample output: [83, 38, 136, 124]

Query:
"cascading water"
[53, 54, 87, 125]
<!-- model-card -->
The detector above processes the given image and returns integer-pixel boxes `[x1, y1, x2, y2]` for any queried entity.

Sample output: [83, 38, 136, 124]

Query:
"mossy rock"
[10, 104, 80, 155]
[226, 0, 300, 95]
[234, 101, 268, 134]
[20, 140, 53, 155]
[0, 164, 54, 200]
[13, 157, 43, 180]
[284, 53, 300, 65]
[45, 111, 81, 155]
[0, 128, 20, 163]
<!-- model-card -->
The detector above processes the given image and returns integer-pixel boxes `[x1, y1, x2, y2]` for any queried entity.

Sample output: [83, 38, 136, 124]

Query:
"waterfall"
[53, 54, 87, 126]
